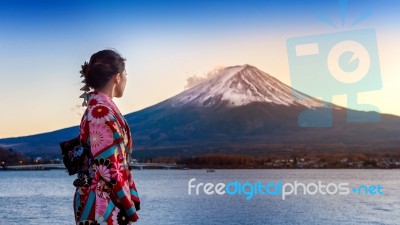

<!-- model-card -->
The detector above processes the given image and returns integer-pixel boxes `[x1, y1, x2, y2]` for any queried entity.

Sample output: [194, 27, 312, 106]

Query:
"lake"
[0, 169, 399, 225]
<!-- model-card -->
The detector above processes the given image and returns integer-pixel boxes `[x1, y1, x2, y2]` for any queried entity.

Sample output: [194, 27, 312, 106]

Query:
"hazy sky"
[0, 0, 399, 138]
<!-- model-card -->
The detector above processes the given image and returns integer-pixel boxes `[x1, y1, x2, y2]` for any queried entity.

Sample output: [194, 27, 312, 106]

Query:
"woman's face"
[115, 70, 127, 98]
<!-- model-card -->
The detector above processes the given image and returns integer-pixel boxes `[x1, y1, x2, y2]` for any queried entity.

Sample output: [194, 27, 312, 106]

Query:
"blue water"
[0, 169, 399, 225]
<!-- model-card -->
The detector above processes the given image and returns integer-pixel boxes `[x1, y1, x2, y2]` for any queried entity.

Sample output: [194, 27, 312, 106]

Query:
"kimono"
[74, 91, 140, 225]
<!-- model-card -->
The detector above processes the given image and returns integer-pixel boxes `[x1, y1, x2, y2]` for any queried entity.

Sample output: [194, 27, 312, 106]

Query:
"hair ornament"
[79, 61, 90, 107]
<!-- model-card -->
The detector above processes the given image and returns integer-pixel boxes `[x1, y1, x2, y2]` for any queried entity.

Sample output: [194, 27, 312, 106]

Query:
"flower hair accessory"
[79, 61, 91, 107]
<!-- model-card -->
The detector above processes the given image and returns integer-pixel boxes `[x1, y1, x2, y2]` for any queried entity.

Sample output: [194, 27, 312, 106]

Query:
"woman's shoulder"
[85, 95, 126, 127]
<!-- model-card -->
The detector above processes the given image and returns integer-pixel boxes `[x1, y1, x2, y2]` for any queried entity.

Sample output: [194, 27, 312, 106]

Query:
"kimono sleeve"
[88, 104, 139, 222]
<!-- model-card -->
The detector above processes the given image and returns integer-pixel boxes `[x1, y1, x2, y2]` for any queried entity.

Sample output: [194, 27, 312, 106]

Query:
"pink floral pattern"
[96, 195, 108, 216]
[88, 94, 103, 107]
[89, 105, 115, 124]
[89, 122, 113, 156]
[97, 164, 111, 182]
[90, 158, 114, 199]
[111, 161, 123, 182]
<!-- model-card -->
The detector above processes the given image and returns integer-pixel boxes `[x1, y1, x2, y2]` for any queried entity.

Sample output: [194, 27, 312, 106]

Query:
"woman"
[74, 49, 140, 225]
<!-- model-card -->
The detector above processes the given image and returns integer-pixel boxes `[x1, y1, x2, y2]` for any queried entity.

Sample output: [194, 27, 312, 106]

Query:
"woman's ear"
[115, 73, 121, 84]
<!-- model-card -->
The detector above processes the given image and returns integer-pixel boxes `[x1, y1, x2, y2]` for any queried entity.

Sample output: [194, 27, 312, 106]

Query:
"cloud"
[185, 65, 226, 89]
[70, 104, 85, 118]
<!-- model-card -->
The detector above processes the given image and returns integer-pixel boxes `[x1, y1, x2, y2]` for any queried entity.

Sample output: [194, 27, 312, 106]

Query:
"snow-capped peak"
[166, 64, 325, 108]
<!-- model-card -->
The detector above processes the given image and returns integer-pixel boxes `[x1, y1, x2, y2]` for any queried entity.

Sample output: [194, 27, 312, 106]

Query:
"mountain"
[1, 65, 400, 158]
[0, 126, 79, 158]
[167, 64, 325, 108]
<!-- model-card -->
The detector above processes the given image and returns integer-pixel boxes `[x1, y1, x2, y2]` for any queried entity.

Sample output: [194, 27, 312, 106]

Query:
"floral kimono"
[74, 91, 140, 225]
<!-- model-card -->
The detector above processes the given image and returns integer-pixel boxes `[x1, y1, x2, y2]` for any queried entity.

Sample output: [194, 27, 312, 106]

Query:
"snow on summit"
[167, 64, 325, 108]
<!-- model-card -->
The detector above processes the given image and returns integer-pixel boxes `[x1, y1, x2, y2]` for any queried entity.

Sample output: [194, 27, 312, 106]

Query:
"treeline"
[0, 147, 32, 166]
[147, 151, 400, 169]
[178, 154, 254, 169]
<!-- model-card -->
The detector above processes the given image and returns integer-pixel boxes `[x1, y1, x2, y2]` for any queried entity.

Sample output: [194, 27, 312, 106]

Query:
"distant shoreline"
[1, 165, 399, 171]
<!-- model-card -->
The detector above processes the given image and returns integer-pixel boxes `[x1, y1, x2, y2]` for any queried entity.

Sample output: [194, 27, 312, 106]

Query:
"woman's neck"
[96, 86, 114, 99]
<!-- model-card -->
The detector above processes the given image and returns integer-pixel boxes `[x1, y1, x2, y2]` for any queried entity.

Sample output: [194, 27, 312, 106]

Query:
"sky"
[0, 0, 399, 138]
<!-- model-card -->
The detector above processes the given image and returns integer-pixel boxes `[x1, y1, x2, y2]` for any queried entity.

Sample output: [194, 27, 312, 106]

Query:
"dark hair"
[81, 49, 125, 90]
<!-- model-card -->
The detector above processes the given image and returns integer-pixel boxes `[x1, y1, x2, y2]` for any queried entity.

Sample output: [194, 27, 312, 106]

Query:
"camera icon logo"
[287, 29, 382, 127]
